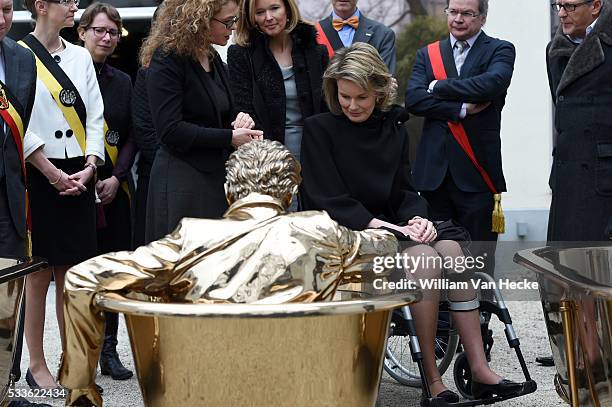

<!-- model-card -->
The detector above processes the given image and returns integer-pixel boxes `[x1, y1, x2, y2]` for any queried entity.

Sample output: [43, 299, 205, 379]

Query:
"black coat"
[0, 38, 36, 240]
[546, 2, 612, 241]
[132, 67, 158, 178]
[227, 23, 328, 144]
[300, 107, 428, 230]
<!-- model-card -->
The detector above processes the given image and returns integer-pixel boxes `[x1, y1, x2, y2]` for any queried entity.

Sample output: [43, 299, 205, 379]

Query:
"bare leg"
[405, 244, 448, 396]
[433, 240, 502, 385]
[24, 268, 57, 388]
[54, 265, 70, 349]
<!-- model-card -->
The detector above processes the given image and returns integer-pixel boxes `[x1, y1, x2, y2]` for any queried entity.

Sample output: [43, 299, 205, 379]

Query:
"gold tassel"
[26, 230, 32, 258]
[491, 193, 505, 234]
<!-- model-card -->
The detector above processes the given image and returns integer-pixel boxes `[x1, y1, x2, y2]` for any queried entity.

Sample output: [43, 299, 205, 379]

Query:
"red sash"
[315, 22, 335, 59]
[426, 41, 504, 233]
[0, 83, 32, 253]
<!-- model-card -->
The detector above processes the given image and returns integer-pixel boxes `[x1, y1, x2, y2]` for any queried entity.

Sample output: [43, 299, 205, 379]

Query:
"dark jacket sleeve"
[132, 68, 159, 167]
[390, 127, 429, 222]
[147, 50, 232, 152]
[405, 48, 462, 122]
[300, 116, 375, 230]
[23, 50, 36, 128]
[432, 41, 516, 102]
[227, 45, 260, 127]
[377, 25, 397, 75]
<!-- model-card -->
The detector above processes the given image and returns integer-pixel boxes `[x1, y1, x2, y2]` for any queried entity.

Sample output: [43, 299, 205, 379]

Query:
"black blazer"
[0, 38, 36, 239]
[300, 107, 428, 230]
[147, 48, 234, 173]
[227, 23, 328, 144]
[132, 67, 158, 177]
[405, 33, 516, 193]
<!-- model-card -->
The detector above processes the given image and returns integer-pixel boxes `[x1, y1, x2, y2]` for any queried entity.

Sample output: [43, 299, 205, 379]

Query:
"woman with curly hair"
[140, 0, 263, 242]
[227, 0, 328, 210]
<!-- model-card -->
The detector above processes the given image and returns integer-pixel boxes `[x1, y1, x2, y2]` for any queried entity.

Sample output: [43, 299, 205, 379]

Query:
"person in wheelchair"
[299, 42, 522, 402]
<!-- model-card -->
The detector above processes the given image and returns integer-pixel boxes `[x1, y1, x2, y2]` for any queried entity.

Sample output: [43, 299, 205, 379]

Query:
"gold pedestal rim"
[94, 291, 421, 318]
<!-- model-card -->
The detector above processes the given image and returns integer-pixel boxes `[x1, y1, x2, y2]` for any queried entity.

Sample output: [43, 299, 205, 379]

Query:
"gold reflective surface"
[96, 292, 417, 407]
[515, 246, 612, 407]
[60, 193, 398, 406]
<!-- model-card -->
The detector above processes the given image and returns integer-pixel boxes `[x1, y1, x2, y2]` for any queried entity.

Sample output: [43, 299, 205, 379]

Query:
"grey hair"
[225, 140, 301, 207]
[446, 0, 488, 16]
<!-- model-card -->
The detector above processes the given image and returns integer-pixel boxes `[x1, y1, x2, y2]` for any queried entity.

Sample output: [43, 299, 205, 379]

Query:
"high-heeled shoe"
[25, 369, 67, 399]
[471, 378, 522, 399]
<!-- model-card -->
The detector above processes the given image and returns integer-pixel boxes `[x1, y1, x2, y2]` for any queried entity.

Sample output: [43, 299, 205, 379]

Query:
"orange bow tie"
[332, 16, 359, 31]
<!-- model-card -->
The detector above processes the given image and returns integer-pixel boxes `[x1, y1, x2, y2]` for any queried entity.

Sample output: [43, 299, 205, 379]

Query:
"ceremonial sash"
[18, 35, 87, 154]
[427, 41, 504, 233]
[315, 22, 335, 59]
[0, 80, 32, 254]
[103, 120, 130, 200]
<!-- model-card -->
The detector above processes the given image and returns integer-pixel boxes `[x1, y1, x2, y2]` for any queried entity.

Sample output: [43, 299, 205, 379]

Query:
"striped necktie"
[454, 40, 470, 75]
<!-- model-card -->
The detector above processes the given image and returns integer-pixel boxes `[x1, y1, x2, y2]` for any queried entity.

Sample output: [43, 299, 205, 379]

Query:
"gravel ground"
[16, 287, 564, 407]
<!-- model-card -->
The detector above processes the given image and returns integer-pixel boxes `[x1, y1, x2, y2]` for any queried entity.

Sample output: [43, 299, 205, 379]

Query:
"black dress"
[95, 62, 136, 254]
[300, 106, 428, 230]
[145, 49, 234, 242]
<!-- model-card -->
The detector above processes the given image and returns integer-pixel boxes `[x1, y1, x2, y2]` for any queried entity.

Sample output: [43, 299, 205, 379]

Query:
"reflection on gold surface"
[59, 141, 404, 406]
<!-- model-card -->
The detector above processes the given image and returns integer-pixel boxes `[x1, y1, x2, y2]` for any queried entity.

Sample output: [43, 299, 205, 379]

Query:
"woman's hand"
[63, 166, 94, 196]
[231, 128, 264, 148]
[47, 168, 85, 196]
[405, 217, 437, 243]
[96, 176, 120, 205]
[232, 112, 256, 130]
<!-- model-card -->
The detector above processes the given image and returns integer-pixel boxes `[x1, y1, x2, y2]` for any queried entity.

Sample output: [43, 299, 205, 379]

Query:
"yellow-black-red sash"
[18, 36, 87, 154]
[0, 81, 32, 255]
[103, 120, 130, 200]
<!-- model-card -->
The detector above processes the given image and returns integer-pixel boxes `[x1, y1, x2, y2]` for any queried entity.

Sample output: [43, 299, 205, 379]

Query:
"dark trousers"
[0, 179, 25, 381]
[421, 173, 498, 278]
[133, 174, 149, 248]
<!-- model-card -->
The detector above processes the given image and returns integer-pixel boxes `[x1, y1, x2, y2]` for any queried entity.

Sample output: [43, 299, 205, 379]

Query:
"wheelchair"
[384, 271, 537, 406]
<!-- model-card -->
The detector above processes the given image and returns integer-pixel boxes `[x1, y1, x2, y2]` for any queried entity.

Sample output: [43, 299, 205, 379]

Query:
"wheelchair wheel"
[384, 311, 459, 387]
[453, 352, 473, 398]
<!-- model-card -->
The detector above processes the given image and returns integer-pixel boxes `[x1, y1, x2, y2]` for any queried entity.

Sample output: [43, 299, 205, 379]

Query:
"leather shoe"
[536, 356, 555, 366]
[8, 398, 52, 407]
[471, 378, 522, 399]
[421, 389, 460, 403]
[100, 350, 133, 380]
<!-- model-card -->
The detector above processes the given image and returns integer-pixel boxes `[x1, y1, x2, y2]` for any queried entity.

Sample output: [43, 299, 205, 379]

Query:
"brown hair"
[233, 0, 302, 47]
[139, 0, 234, 67]
[23, 0, 37, 20]
[78, 2, 123, 42]
[322, 42, 396, 115]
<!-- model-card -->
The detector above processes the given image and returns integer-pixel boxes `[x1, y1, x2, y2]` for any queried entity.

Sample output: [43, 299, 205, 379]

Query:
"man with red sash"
[315, 0, 396, 73]
[405, 0, 515, 278]
[0, 1, 48, 406]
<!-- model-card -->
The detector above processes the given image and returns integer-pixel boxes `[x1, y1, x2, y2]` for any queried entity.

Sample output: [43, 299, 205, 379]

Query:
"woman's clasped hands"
[231, 111, 263, 147]
[400, 216, 438, 244]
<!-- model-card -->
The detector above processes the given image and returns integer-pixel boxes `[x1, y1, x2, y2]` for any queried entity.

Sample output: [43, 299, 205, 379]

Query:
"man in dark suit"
[316, 0, 396, 73]
[405, 0, 515, 277]
[0, 1, 48, 406]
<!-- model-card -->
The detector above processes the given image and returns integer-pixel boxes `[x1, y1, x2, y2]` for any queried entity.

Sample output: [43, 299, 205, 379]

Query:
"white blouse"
[24, 38, 105, 164]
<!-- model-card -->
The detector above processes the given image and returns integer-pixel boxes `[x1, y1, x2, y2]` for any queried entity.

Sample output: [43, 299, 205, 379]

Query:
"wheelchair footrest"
[420, 380, 537, 407]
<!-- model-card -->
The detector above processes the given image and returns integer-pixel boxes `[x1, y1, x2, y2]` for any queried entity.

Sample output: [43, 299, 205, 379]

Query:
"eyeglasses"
[45, 0, 80, 7]
[212, 15, 239, 29]
[444, 8, 480, 18]
[551, 0, 594, 12]
[89, 26, 120, 39]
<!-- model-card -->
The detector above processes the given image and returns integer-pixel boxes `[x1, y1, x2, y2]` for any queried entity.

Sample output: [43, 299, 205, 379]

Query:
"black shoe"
[72, 395, 95, 407]
[96, 383, 104, 395]
[421, 389, 460, 403]
[24, 370, 66, 399]
[471, 379, 522, 399]
[100, 350, 133, 380]
[536, 356, 555, 366]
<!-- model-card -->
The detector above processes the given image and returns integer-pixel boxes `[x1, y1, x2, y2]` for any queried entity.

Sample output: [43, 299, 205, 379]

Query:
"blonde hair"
[225, 140, 301, 207]
[233, 0, 301, 47]
[139, 0, 234, 67]
[322, 42, 396, 115]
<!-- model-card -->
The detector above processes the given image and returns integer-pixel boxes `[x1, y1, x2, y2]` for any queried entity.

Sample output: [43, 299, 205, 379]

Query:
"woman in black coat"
[78, 2, 135, 381]
[139, 0, 262, 242]
[301, 43, 522, 402]
[227, 0, 327, 209]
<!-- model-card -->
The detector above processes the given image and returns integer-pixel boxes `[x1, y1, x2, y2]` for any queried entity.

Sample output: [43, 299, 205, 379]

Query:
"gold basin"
[94, 291, 419, 407]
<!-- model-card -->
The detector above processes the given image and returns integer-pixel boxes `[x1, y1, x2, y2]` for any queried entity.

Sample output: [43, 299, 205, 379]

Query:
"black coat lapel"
[439, 38, 458, 78]
[459, 32, 489, 78]
[320, 15, 344, 50]
[190, 58, 222, 127]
